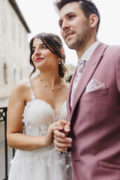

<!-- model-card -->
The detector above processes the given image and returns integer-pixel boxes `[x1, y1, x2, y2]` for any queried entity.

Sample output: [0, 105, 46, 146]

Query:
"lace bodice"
[22, 80, 67, 136]
[9, 80, 72, 180]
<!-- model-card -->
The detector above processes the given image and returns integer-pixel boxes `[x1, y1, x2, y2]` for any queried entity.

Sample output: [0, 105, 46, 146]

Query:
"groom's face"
[58, 2, 91, 50]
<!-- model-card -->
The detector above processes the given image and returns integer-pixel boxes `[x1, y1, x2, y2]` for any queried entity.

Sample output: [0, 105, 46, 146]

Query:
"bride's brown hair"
[29, 33, 67, 78]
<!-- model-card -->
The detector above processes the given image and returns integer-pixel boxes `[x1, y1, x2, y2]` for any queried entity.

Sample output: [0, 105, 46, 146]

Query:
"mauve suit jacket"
[67, 43, 120, 180]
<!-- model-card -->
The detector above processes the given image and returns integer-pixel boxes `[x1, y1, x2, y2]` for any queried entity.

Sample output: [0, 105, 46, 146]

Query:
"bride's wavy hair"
[29, 32, 67, 78]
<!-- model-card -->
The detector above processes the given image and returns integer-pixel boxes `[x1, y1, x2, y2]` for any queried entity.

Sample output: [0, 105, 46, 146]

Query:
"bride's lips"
[36, 57, 45, 62]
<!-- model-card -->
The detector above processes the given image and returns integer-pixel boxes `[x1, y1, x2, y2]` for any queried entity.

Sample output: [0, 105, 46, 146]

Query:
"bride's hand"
[44, 120, 68, 146]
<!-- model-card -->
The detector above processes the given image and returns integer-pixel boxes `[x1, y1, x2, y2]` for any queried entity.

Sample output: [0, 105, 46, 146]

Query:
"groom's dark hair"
[54, 0, 100, 32]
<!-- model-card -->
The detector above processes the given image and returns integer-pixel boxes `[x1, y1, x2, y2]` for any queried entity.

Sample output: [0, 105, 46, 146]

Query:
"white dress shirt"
[70, 41, 100, 107]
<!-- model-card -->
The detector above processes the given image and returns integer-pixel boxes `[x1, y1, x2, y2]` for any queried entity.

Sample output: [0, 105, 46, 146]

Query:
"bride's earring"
[59, 60, 62, 65]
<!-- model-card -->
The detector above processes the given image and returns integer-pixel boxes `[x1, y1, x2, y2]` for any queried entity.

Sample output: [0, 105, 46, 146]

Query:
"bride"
[7, 33, 72, 180]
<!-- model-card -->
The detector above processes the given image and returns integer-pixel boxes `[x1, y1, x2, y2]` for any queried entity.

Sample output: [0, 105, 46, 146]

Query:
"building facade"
[0, 0, 30, 107]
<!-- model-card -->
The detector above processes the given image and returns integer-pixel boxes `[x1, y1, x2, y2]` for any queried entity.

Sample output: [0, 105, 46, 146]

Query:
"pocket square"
[86, 79, 106, 93]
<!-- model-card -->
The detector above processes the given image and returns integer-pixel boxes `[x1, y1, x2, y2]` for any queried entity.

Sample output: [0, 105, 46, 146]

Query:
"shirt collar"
[78, 41, 100, 63]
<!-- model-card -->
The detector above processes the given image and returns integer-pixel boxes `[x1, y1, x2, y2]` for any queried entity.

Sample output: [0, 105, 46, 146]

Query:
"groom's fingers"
[54, 138, 72, 147]
[54, 130, 72, 143]
[54, 135, 72, 143]
[54, 129, 66, 138]
[54, 130, 72, 152]
[54, 139, 72, 152]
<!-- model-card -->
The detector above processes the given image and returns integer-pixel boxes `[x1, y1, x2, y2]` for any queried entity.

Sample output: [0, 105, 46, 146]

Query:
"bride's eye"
[42, 44, 48, 49]
[32, 48, 35, 54]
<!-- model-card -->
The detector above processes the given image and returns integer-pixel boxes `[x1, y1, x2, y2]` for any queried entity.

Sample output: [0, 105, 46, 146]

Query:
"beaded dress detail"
[8, 80, 72, 180]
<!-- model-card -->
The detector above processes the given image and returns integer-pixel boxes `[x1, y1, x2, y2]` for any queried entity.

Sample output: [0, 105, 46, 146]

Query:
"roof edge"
[9, 0, 31, 33]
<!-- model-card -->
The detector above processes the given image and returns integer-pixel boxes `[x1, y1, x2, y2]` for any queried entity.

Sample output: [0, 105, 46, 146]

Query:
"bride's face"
[32, 38, 59, 71]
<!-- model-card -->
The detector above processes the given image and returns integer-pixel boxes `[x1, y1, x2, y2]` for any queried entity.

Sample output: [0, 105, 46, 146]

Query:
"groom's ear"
[89, 14, 98, 31]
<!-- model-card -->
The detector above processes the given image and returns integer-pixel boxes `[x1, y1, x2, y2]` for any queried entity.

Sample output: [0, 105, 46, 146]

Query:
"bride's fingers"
[57, 121, 71, 133]
[51, 123, 63, 131]
[57, 120, 70, 126]
[51, 121, 65, 128]
[64, 124, 70, 132]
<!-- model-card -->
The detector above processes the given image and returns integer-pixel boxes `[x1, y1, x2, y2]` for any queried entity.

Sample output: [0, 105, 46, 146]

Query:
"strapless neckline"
[26, 98, 66, 112]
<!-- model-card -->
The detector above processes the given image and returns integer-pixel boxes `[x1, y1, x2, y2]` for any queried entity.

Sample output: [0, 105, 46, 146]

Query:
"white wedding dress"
[8, 80, 72, 180]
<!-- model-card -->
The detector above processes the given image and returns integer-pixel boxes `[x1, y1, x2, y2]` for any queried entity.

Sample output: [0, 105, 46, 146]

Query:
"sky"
[16, 0, 120, 65]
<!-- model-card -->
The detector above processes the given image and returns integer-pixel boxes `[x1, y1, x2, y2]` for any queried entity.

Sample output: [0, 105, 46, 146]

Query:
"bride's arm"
[7, 82, 51, 151]
[7, 82, 69, 151]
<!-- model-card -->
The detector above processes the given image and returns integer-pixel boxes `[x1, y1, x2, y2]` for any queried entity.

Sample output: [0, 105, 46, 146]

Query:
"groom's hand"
[54, 123, 72, 152]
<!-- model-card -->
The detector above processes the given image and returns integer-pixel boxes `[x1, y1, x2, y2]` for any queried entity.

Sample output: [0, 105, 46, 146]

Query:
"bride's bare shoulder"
[13, 79, 29, 91]
[9, 79, 30, 100]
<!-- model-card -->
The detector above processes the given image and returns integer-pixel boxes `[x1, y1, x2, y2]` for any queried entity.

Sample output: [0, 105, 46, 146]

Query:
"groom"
[54, 0, 120, 179]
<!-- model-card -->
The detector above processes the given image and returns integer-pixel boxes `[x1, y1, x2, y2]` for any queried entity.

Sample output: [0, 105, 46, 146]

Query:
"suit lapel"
[70, 43, 108, 121]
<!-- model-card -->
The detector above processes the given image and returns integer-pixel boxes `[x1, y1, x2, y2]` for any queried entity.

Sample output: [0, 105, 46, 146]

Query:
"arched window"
[3, 63, 7, 84]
